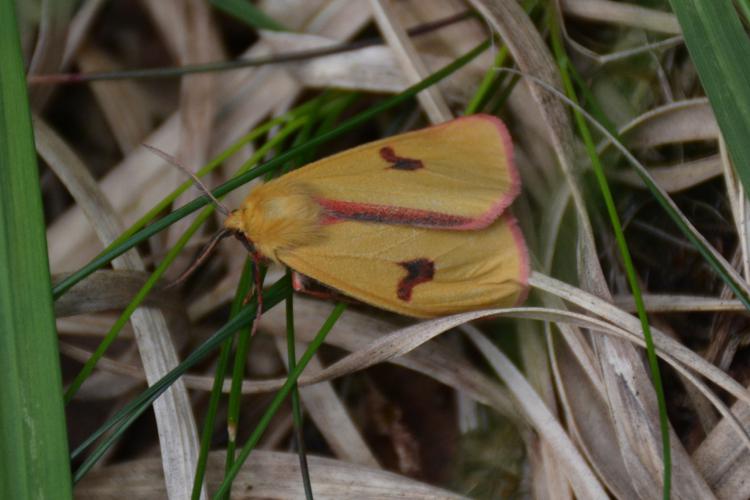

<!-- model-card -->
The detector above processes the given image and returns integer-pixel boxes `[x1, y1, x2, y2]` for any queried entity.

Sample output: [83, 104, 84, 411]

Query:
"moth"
[220, 114, 528, 318]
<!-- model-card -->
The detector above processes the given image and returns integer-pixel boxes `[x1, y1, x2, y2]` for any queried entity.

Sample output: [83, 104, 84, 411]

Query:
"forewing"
[281, 115, 519, 229]
[277, 214, 528, 318]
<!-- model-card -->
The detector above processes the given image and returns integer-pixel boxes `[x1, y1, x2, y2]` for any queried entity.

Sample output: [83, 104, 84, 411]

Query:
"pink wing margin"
[317, 114, 523, 231]
[451, 114, 521, 230]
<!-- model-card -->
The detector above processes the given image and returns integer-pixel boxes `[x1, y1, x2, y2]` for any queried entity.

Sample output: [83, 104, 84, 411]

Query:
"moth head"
[223, 209, 259, 256]
[224, 208, 245, 233]
[225, 180, 324, 262]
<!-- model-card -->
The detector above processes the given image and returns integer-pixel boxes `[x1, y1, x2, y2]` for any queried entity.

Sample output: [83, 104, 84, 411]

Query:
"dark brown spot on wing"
[380, 146, 424, 171]
[397, 258, 435, 301]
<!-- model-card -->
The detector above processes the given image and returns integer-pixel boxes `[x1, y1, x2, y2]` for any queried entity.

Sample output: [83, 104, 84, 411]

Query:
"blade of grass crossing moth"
[51, 40, 491, 299]
[668, 0, 750, 198]
[549, 17, 672, 499]
[286, 284, 314, 500]
[223, 109, 338, 496]
[71, 276, 291, 478]
[277, 107, 333, 498]
[0, 3, 72, 498]
[191, 258, 254, 500]
[277, 94, 324, 496]
[214, 303, 347, 499]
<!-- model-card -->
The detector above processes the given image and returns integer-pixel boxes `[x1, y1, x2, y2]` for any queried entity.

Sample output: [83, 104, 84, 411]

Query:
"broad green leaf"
[669, 0, 750, 197]
[0, 2, 71, 498]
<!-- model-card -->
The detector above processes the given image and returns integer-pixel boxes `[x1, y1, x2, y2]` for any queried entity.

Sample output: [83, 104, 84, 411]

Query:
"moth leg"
[291, 271, 350, 302]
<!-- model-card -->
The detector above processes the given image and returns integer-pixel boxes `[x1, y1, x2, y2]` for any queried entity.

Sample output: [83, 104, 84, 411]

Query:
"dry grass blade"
[264, 305, 747, 431]
[464, 325, 607, 499]
[261, 31, 481, 101]
[57, 313, 135, 340]
[61, 0, 106, 66]
[76, 45, 154, 153]
[720, 136, 750, 280]
[549, 325, 639, 498]
[517, 320, 572, 499]
[64, 298, 750, 467]
[75, 450, 466, 499]
[601, 98, 718, 151]
[58, 341, 145, 400]
[369, 0, 452, 122]
[531, 273, 750, 410]
[612, 156, 723, 193]
[47, 122, 182, 271]
[52, 269, 176, 317]
[614, 294, 746, 313]
[26, 1, 75, 107]
[600, 99, 721, 192]
[583, 239, 711, 495]
[561, 0, 681, 34]
[142, 0, 222, 257]
[694, 402, 750, 499]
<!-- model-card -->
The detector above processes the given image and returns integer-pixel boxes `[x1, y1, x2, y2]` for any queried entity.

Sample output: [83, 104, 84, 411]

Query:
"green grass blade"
[550, 19, 672, 498]
[285, 288, 314, 500]
[210, 0, 285, 31]
[669, 0, 750, 196]
[0, 2, 72, 498]
[224, 267, 261, 470]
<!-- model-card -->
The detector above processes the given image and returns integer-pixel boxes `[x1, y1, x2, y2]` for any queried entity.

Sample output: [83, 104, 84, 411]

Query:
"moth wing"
[277, 215, 528, 318]
[282, 114, 519, 228]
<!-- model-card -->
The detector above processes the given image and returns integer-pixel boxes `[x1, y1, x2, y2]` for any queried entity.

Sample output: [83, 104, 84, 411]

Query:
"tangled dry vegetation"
[27, 0, 750, 498]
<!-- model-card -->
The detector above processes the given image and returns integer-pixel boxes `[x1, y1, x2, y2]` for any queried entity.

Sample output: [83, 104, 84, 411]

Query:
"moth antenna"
[143, 143, 232, 217]
[165, 228, 232, 289]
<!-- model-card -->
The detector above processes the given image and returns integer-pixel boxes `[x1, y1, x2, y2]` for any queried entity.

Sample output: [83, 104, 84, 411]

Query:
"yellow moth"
[221, 114, 528, 318]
